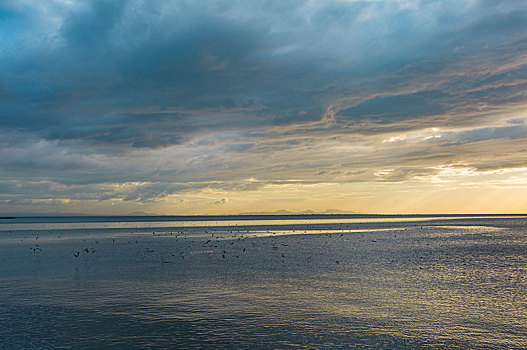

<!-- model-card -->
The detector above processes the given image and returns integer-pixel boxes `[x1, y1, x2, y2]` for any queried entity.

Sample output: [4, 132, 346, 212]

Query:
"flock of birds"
[19, 223, 399, 267]
[10, 221, 461, 277]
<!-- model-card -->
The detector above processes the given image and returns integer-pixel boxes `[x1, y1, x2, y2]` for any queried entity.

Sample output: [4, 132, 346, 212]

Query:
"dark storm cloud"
[2, 0, 527, 211]
[1, 0, 331, 150]
[3, 1, 527, 142]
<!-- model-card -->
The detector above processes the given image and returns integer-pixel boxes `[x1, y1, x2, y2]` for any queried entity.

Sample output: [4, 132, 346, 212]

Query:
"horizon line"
[2, 213, 527, 219]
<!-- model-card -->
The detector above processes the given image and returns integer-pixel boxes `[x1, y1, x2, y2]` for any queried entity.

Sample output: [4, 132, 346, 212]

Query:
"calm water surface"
[1, 215, 526, 349]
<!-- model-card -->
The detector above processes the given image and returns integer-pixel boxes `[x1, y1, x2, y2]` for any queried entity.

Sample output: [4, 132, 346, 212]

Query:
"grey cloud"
[60, 1, 127, 50]
[4, 1, 527, 143]
[374, 168, 439, 183]
[507, 118, 525, 125]
[457, 125, 527, 143]
[337, 91, 448, 125]
[121, 183, 188, 202]
[214, 198, 229, 205]
[0, 198, 65, 207]
[2, 0, 527, 212]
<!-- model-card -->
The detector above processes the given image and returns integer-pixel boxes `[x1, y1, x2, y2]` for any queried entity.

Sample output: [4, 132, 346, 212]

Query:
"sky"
[1, 0, 527, 215]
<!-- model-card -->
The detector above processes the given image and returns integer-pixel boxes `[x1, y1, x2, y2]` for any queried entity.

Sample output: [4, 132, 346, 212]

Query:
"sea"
[1, 214, 526, 349]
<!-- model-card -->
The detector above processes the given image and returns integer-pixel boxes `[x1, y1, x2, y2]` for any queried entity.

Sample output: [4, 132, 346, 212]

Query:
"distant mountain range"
[239, 209, 359, 215]
[2, 209, 358, 217]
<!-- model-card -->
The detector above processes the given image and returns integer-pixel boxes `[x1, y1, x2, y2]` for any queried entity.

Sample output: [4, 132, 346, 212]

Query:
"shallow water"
[1, 216, 527, 349]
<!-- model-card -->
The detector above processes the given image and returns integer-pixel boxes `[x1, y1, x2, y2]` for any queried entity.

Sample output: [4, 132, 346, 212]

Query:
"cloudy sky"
[1, 0, 527, 215]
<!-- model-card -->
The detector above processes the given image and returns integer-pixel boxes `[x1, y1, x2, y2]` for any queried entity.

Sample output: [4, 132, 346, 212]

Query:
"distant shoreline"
[1, 213, 526, 223]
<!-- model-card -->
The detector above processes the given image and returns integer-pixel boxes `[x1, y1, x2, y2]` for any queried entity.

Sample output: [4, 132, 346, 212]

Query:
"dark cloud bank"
[1, 0, 527, 212]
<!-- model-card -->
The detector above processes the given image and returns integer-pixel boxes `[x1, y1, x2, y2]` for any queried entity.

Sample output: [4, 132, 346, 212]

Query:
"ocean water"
[1, 215, 526, 349]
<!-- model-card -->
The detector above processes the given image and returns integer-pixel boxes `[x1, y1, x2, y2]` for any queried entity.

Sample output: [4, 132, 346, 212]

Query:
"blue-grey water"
[1, 215, 526, 349]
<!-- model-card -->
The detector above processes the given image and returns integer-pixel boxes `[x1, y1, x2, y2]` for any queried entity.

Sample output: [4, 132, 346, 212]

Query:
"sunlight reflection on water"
[1, 215, 522, 231]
